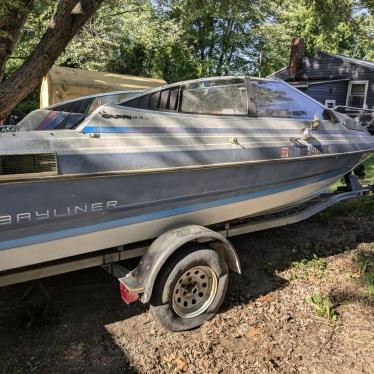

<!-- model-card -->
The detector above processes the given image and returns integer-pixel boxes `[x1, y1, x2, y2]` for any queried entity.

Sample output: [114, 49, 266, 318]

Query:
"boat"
[1, 76, 374, 273]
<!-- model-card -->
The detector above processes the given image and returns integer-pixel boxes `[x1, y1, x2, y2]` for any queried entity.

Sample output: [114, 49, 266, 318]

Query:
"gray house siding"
[271, 51, 374, 110]
[302, 53, 374, 109]
[302, 80, 348, 106]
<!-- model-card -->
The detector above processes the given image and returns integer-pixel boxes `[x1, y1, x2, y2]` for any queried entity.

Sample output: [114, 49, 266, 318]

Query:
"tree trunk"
[0, 0, 35, 82]
[0, 0, 104, 121]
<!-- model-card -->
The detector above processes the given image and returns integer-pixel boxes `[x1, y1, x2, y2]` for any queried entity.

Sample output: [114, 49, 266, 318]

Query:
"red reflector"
[119, 282, 139, 304]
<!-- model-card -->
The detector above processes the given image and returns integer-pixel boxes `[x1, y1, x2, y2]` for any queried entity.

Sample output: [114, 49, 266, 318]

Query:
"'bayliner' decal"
[0, 200, 119, 226]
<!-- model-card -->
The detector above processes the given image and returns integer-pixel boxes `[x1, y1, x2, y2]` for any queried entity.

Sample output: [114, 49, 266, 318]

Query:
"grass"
[319, 196, 374, 219]
[362, 154, 374, 185]
[324, 154, 374, 217]
[355, 250, 374, 297]
[329, 154, 374, 192]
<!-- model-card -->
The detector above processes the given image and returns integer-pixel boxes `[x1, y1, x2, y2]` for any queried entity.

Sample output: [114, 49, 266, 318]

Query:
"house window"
[346, 81, 368, 108]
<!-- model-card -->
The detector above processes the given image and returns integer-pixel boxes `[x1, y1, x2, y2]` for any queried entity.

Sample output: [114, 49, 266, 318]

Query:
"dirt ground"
[0, 197, 373, 374]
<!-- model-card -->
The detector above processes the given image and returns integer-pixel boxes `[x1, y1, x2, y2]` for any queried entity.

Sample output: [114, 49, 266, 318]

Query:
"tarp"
[40, 66, 166, 108]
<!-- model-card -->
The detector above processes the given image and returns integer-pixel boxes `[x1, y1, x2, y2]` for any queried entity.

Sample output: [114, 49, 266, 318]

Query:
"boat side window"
[149, 91, 160, 109]
[51, 97, 94, 115]
[122, 87, 180, 111]
[179, 78, 247, 115]
[250, 80, 325, 119]
[139, 94, 151, 108]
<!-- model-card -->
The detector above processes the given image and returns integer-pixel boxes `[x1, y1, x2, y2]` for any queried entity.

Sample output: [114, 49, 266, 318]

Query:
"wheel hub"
[172, 265, 218, 318]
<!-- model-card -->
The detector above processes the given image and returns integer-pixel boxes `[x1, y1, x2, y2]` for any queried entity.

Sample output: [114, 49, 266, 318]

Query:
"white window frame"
[346, 80, 369, 108]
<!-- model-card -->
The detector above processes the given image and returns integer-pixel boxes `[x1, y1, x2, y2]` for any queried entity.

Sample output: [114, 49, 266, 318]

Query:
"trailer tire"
[150, 245, 228, 331]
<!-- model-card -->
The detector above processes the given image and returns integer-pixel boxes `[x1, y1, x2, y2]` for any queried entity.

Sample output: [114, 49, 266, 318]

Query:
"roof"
[332, 53, 374, 71]
[268, 51, 374, 79]
[267, 66, 288, 78]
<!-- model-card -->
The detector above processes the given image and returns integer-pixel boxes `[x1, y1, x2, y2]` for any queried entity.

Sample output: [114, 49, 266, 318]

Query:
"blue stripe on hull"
[0, 170, 341, 251]
[82, 126, 360, 136]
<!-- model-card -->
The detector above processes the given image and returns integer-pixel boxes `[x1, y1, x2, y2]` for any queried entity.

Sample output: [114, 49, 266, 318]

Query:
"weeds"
[289, 255, 327, 280]
[362, 154, 374, 185]
[355, 250, 374, 297]
[305, 293, 338, 321]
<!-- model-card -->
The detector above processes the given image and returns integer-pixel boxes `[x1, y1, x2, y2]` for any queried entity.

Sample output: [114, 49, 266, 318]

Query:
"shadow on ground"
[0, 198, 373, 372]
[0, 268, 143, 373]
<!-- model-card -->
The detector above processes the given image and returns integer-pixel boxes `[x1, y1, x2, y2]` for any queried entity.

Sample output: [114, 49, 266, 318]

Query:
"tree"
[0, 0, 104, 120]
[1, 0, 373, 118]
[254, 0, 374, 76]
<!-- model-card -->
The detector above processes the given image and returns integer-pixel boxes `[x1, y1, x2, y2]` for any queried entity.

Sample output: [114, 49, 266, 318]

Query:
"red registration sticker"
[281, 147, 289, 158]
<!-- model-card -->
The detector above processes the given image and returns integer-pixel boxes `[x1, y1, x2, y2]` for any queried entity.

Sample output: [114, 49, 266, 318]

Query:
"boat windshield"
[250, 80, 325, 119]
[180, 78, 247, 115]
[120, 77, 327, 120]
[121, 77, 248, 116]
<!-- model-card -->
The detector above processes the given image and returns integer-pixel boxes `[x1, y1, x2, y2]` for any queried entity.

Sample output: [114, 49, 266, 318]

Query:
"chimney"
[288, 37, 304, 79]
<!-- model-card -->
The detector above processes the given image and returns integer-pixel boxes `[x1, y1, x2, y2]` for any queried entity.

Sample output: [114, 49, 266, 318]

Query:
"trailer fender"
[133, 225, 241, 303]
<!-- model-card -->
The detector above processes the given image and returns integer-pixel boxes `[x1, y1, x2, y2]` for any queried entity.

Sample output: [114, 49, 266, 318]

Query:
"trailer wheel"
[150, 245, 228, 331]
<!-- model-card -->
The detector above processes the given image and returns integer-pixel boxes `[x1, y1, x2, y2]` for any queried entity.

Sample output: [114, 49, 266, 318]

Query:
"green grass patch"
[323, 155, 374, 216]
[320, 197, 374, 218]
[362, 154, 374, 185]
[355, 250, 374, 297]
[329, 154, 374, 191]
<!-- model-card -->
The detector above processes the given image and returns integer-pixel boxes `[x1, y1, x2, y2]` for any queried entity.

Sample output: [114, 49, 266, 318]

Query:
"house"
[269, 38, 374, 128]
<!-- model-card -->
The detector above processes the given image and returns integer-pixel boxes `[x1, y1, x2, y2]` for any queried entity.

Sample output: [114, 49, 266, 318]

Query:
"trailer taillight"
[119, 282, 139, 304]
[118, 276, 144, 304]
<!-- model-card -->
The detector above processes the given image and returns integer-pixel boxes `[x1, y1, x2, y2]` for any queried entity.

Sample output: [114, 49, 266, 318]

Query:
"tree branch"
[0, 0, 105, 119]
[0, 0, 35, 82]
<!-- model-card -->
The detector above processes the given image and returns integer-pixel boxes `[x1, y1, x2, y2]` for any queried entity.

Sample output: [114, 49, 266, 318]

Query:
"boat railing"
[0, 125, 18, 133]
[334, 105, 374, 114]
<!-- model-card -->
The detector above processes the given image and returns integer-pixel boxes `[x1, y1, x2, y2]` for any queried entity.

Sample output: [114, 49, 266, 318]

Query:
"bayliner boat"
[1, 76, 374, 272]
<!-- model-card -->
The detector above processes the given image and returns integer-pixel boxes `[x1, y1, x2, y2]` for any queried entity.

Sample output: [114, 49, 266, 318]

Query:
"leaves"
[2, 0, 374, 115]
[4, 0, 374, 82]
[305, 293, 338, 321]
[355, 250, 374, 296]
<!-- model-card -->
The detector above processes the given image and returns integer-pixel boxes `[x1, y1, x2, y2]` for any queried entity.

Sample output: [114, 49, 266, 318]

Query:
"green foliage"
[255, 0, 374, 75]
[355, 250, 374, 296]
[3, 0, 374, 113]
[305, 293, 338, 321]
[0, 0, 33, 18]
[4, 0, 55, 77]
[362, 155, 374, 185]
[5, 0, 374, 82]
[289, 254, 327, 280]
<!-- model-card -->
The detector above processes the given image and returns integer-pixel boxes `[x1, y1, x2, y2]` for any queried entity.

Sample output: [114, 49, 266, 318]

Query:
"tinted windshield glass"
[180, 78, 247, 115]
[250, 80, 324, 119]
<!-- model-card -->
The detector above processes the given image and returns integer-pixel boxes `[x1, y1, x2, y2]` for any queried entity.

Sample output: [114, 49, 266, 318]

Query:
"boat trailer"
[0, 174, 372, 330]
